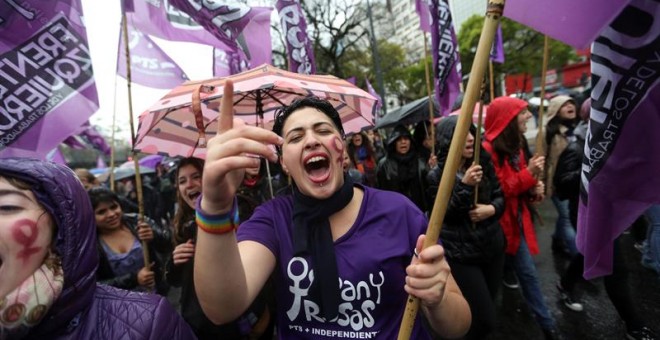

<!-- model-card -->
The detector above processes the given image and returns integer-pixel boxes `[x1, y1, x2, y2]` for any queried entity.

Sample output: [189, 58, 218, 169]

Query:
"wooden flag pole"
[472, 81, 487, 226]
[396, 1, 505, 338]
[489, 60, 495, 101]
[535, 35, 549, 157]
[423, 32, 436, 156]
[122, 14, 150, 267]
[109, 70, 119, 192]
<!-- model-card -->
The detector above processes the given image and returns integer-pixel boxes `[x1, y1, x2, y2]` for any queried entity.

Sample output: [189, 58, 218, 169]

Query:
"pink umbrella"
[135, 64, 378, 159]
[445, 103, 489, 125]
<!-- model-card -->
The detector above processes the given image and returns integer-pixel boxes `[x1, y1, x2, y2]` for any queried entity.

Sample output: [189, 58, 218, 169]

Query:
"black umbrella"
[97, 166, 156, 182]
[375, 96, 440, 129]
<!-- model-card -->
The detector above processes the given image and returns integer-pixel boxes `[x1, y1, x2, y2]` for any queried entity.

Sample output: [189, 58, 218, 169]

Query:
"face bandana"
[0, 252, 64, 340]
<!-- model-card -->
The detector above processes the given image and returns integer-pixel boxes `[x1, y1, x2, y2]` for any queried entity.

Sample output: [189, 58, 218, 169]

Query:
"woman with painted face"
[376, 124, 431, 213]
[165, 157, 275, 339]
[483, 97, 565, 340]
[0, 158, 195, 339]
[193, 82, 471, 340]
[426, 115, 505, 339]
[88, 188, 171, 295]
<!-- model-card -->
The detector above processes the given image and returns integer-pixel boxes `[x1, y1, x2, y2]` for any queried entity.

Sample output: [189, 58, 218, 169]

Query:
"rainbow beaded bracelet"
[195, 196, 239, 234]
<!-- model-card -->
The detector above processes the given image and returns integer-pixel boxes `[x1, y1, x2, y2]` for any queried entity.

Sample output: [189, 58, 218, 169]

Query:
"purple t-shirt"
[237, 185, 433, 339]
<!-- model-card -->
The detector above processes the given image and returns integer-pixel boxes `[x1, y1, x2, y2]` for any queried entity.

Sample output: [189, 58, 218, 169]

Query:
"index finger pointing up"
[218, 79, 234, 134]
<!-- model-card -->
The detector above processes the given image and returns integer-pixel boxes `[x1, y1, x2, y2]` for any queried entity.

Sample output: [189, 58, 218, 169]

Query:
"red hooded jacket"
[483, 97, 540, 255]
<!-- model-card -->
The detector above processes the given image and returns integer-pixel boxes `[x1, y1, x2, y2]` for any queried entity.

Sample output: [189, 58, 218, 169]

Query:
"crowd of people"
[2, 90, 658, 340]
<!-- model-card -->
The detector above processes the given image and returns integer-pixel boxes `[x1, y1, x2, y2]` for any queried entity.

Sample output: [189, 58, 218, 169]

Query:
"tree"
[398, 56, 433, 103]
[457, 15, 576, 95]
[301, 0, 369, 78]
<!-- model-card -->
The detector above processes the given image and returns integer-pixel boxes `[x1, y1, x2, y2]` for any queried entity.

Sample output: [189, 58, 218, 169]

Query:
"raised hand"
[201, 80, 283, 214]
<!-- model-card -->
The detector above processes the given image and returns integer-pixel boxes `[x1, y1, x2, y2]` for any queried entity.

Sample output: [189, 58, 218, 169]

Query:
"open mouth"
[304, 154, 331, 183]
[187, 190, 201, 202]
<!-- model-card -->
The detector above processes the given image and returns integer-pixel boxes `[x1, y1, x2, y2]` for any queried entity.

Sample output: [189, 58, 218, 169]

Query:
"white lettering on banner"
[433, 0, 457, 94]
[278, 0, 313, 74]
[0, 16, 95, 149]
[164, 0, 204, 31]
[177, 0, 250, 41]
[0, 0, 35, 24]
[285, 257, 383, 334]
[579, 0, 660, 199]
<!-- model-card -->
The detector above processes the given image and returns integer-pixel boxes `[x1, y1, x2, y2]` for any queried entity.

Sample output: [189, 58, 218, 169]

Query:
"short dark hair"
[88, 187, 120, 210]
[272, 97, 345, 148]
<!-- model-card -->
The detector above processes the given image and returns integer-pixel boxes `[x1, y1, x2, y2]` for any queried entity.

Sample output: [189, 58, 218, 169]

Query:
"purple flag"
[80, 124, 112, 155]
[415, 0, 432, 33]
[47, 147, 67, 165]
[96, 155, 107, 169]
[63, 135, 87, 150]
[241, 7, 273, 67]
[212, 4, 273, 76]
[346, 76, 357, 85]
[117, 25, 188, 89]
[504, 0, 631, 49]
[0, 1, 99, 158]
[213, 48, 233, 77]
[490, 24, 505, 64]
[576, 0, 660, 279]
[365, 78, 382, 124]
[429, 0, 462, 116]
[126, 0, 238, 52]
[276, 0, 316, 74]
[168, 1, 270, 51]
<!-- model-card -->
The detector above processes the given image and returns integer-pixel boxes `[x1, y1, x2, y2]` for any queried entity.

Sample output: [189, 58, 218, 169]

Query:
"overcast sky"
[81, 0, 214, 141]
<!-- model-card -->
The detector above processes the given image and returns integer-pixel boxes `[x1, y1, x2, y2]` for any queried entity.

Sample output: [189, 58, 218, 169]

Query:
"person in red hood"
[483, 97, 564, 339]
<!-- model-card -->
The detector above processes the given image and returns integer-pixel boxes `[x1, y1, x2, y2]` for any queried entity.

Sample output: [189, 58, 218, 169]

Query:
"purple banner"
[63, 135, 87, 150]
[276, 0, 316, 74]
[490, 24, 505, 64]
[430, 0, 461, 116]
[415, 0, 431, 33]
[126, 0, 238, 51]
[0, 2, 99, 158]
[346, 76, 356, 85]
[241, 6, 273, 67]
[168, 1, 270, 50]
[576, 0, 660, 279]
[80, 123, 112, 155]
[96, 155, 107, 169]
[47, 147, 67, 165]
[117, 24, 188, 89]
[504, 0, 631, 49]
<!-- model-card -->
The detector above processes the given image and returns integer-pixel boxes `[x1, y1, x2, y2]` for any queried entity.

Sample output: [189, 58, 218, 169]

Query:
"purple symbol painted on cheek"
[332, 136, 345, 164]
[12, 219, 41, 263]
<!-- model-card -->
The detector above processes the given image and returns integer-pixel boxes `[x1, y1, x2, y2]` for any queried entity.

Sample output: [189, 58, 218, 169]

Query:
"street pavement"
[487, 199, 660, 339]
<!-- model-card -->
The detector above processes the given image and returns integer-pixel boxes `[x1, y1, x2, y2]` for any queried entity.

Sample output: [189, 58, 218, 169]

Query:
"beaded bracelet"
[195, 196, 239, 234]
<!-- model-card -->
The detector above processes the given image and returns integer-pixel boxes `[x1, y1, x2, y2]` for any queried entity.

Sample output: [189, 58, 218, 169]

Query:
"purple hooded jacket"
[0, 158, 196, 340]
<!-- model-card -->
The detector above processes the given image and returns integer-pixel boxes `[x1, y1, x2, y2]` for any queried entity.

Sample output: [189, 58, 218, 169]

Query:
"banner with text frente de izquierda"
[0, 0, 99, 158]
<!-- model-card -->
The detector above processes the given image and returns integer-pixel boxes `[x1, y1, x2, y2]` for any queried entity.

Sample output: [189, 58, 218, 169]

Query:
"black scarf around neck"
[292, 175, 354, 320]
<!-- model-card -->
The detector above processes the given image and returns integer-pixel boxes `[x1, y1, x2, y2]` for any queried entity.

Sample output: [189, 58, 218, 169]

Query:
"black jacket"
[427, 116, 506, 263]
[554, 121, 588, 226]
[376, 125, 430, 212]
[165, 220, 244, 339]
